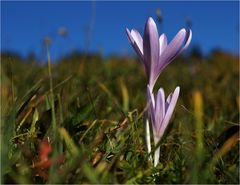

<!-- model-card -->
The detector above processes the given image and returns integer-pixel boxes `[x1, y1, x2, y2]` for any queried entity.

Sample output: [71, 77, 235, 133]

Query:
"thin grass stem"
[46, 44, 57, 138]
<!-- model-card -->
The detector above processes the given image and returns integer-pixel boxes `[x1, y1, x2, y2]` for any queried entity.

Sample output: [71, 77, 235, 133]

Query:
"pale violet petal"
[165, 92, 173, 113]
[131, 29, 143, 54]
[126, 28, 144, 63]
[155, 88, 165, 133]
[143, 17, 159, 88]
[158, 86, 180, 136]
[148, 34, 167, 90]
[147, 85, 157, 131]
[159, 33, 167, 56]
[158, 28, 192, 71]
[150, 29, 192, 90]
[181, 29, 192, 52]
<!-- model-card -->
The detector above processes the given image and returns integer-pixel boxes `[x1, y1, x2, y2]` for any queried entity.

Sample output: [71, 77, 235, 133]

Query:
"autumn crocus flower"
[126, 16, 192, 167]
[126, 17, 192, 91]
[147, 85, 180, 166]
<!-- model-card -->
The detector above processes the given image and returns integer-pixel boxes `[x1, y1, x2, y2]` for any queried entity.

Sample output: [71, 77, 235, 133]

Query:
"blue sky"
[1, 1, 239, 60]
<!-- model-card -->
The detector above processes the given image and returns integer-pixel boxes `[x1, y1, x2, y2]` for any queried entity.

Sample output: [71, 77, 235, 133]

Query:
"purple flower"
[147, 85, 180, 142]
[147, 85, 180, 166]
[126, 17, 192, 91]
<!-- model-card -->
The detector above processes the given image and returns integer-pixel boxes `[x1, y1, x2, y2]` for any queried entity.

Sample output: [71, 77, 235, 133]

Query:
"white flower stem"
[154, 145, 160, 167]
[145, 118, 152, 161]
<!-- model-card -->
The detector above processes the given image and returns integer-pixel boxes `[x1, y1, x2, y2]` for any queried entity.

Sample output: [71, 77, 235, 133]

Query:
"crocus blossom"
[126, 17, 192, 91]
[147, 85, 180, 166]
[126, 16, 191, 167]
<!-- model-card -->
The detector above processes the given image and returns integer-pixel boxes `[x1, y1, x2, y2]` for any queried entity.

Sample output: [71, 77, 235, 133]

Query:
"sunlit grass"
[1, 50, 239, 184]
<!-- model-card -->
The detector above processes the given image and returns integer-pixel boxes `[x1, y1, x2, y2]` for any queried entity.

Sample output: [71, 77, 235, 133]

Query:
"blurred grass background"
[1, 46, 239, 183]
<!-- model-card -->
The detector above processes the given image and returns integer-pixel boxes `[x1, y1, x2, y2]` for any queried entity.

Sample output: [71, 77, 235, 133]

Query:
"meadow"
[1, 48, 239, 184]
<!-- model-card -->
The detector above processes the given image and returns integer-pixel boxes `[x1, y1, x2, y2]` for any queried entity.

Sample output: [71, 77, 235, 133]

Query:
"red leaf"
[39, 139, 52, 162]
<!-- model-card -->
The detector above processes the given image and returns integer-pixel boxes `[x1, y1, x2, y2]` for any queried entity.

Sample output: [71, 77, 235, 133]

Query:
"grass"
[1, 49, 239, 184]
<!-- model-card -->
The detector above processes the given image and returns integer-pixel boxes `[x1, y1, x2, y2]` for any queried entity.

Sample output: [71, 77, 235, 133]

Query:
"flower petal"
[159, 33, 167, 56]
[147, 34, 167, 90]
[165, 91, 172, 112]
[126, 28, 144, 62]
[158, 86, 180, 137]
[155, 88, 165, 134]
[131, 29, 143, 54]
[158, 28, 192, 71]
[182, 29, 192, 51]
[147, 85, 157, 131]
[143, 17, 159, 89]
